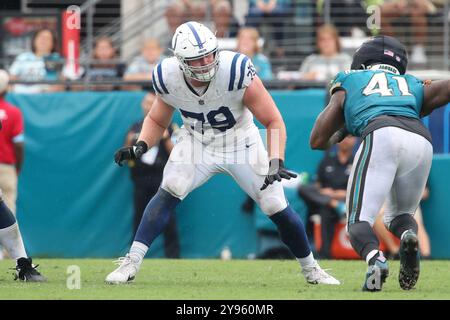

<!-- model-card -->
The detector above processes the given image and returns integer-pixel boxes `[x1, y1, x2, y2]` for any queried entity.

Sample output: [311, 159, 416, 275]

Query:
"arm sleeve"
[151, 61, 169, 97]
[329, 71, 349, 95]
[229, 54, 257, 91]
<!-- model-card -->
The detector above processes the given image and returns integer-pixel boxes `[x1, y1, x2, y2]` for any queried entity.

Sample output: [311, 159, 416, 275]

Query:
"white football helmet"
[172, 21, 219, 82]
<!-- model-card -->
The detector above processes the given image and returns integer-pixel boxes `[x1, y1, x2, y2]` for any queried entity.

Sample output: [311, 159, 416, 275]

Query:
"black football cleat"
[399, 230, 420, 290]
[14, 257, 47, 282]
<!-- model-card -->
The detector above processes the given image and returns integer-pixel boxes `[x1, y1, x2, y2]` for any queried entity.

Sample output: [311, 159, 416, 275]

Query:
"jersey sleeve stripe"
[237, 56, 249, 90]
[157, 63, 169, 94]
[152, 69, 163, 94]
[228, 53, 241, 91]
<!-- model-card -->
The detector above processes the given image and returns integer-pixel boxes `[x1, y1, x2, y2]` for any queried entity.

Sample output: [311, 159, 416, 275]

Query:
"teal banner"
[7, 92, 145, 257]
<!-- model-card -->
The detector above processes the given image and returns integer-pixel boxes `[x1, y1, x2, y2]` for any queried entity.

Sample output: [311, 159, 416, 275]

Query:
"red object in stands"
[314, 221, 398, 259]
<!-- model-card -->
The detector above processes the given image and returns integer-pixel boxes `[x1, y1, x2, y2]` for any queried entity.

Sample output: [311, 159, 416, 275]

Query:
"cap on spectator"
[0, 69, 9, 93]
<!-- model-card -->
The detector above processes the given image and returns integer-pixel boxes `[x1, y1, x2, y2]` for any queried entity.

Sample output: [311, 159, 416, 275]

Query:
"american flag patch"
[384, 49, 394, 57]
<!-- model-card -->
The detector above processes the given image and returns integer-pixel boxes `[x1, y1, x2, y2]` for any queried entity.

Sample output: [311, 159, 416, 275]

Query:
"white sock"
[365, 249, 380, 264]
[297, 252, 316, 269]
[129, 241, 148, 267]
[0, 223, 27, 259]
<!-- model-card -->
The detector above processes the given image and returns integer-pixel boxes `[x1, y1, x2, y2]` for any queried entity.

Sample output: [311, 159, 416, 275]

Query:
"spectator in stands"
[165, 0, 208, 29]
[378, 0, 436, 64]
[83, 36, 125, 90]
[124, 92, 180, 258]
[124, 40, 164, 82]
[165, 1, 238, 34]
[298, 136, 356, 259]
[316, 0, 368, 38]
[165, 1, 187, 35]
[9, 28, 63, 94]
[236, 27, 273, 80]
[123, 39, 165, 91]
[245, 0, 291, 54]
[164, 1, 239, 52]
[212, 0, 240, 38]
[183, 0, 208, 21]
[0, 70, 24, 215]
[299, 24, 351, 82]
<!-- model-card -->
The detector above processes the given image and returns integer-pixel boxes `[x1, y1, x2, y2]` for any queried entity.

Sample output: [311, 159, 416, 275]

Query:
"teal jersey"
[330, 70, 425, 137]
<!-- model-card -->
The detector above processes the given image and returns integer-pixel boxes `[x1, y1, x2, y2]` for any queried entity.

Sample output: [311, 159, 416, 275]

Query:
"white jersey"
[153, 51, 287, 215]
[152, 50, 258, 151]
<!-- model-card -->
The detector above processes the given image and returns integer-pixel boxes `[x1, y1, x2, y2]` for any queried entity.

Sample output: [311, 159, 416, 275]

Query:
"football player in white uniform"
[106, 21, 340, 285]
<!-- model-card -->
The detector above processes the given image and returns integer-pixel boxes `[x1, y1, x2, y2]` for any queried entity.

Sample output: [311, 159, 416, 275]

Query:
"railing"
[80, 0, 169, 59]
[4, 0, 450, 76]
[8, 78, 329, 91]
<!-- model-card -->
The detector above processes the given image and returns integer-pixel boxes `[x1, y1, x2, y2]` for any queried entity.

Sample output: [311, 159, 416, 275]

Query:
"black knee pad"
[348, 221, 379, 260]
[388, 214, 418, 239]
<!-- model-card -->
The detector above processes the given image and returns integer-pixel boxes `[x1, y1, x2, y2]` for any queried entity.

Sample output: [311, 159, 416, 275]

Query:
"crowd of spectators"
[2, 0, 444, 92]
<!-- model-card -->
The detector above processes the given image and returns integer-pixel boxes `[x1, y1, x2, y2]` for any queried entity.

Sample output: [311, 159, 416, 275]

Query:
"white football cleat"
[302, 262, 341, 285]
[105, 254, 139, 284]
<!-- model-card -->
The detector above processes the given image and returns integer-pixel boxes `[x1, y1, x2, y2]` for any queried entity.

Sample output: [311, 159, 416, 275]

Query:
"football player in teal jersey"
[310, 35, 450, 292]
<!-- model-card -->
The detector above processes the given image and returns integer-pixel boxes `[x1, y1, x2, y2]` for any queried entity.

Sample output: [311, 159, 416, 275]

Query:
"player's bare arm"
[421, 79, 450, 117]
[243, 75, 297, 190]
[310, 90, 347, 150]
[243, 75, 286, 161]
[137, 95, 175, 148]
[114, 96, 174, 166]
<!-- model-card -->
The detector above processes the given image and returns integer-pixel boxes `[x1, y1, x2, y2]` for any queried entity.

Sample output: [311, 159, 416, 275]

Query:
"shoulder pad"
[219, 51, 256, 91]
[329, 71, 350, 95]
[152, 57, 179, 95]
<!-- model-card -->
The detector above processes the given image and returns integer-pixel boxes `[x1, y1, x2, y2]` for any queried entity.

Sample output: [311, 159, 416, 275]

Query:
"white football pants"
[346, 126, 433, 228]
[161, 128, 287, 215]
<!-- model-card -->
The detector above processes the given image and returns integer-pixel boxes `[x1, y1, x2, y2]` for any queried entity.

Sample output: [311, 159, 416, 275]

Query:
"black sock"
[389, 214, 418, 239]
[348, 221, 380, 261]
[270, 206, 311, 258]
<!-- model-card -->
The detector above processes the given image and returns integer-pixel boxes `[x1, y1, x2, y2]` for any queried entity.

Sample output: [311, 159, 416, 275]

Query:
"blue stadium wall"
[6, 90, 450, 259]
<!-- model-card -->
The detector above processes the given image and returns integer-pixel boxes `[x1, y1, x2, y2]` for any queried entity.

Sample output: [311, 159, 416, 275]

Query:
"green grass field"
[0, 259, 449, 299]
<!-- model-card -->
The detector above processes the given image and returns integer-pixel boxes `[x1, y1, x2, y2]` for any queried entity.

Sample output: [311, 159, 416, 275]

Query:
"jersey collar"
[367, 64, 400, 75]
[183, 74, 213, 98]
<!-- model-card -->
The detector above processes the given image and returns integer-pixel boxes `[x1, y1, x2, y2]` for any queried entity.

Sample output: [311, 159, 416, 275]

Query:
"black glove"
[114, 141, 148, 166]
[260, 158, 297, 191]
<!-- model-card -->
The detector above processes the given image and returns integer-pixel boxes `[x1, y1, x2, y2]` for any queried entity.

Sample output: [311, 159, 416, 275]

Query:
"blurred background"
[0, 0, 449, 261]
